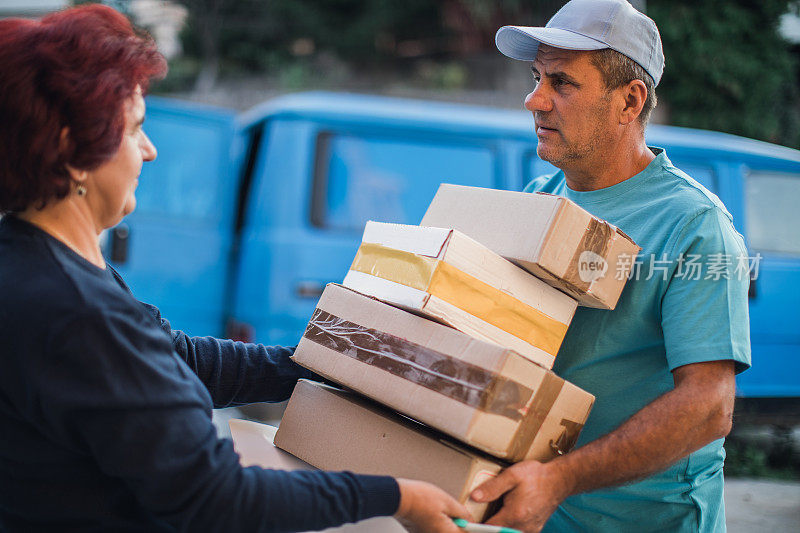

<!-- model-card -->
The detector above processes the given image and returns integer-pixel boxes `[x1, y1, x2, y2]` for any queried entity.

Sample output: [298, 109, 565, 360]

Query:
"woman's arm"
[138, 298, 318, 407]
[37, 307, 394, 532]
[108, 265, 317, 407]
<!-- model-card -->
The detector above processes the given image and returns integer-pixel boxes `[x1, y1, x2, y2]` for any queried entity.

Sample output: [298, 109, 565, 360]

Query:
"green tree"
[649, 0, 800, 148]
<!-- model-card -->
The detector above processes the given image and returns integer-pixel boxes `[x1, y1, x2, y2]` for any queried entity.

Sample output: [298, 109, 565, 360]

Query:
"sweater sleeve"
[138, 300, 318, 407]
[38, 307, 400, 532]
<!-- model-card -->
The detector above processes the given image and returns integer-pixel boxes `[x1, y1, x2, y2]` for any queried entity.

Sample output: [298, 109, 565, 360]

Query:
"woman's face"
[82, 86, 156, 230]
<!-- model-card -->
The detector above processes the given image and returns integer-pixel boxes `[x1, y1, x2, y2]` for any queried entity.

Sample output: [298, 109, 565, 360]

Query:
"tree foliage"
[176, 0, 443, 71]
[648, 0, 800, 147]
[165, 0, 800, 147]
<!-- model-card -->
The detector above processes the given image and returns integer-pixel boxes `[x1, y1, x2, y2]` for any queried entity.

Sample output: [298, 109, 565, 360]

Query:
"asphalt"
[725, 478, 800, 532]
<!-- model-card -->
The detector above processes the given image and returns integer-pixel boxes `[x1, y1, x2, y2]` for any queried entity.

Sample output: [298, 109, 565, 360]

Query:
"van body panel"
[114, 93, 798, 398]
[109, 97, 241, 336]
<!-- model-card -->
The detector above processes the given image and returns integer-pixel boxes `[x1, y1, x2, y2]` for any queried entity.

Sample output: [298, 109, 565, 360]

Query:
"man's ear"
[619, 79, 647, 125]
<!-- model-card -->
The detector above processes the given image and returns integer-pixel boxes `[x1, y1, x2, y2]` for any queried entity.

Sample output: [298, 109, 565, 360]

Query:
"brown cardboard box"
[274, 380, 505, 522]
[342, 220, 577, 369]
[229, 419, 406, 533]
[421, 184, 641, 310]
[292, 284, 594, 463]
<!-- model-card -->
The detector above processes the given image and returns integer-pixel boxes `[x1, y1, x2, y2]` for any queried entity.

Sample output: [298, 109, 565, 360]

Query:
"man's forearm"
[554, 360, 735, 497]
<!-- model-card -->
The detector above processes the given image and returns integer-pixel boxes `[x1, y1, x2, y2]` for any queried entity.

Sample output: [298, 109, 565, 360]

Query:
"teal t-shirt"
[524, 148, 751, 532]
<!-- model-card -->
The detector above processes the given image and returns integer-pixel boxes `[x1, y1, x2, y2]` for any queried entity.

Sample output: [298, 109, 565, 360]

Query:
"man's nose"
[524, 83, 552, 113]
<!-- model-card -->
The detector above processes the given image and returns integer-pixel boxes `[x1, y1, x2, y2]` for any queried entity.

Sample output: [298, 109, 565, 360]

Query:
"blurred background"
[3, 0, 798, 147]
[2, 0, 798, 526]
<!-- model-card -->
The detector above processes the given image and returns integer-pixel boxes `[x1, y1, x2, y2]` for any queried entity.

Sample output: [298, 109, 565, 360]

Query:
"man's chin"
[536, 144, 560, 164]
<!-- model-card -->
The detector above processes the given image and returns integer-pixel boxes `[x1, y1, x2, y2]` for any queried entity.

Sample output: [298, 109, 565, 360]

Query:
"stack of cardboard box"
[272, 184, 640, 521]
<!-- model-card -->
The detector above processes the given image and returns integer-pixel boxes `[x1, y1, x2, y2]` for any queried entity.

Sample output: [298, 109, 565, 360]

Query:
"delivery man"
[471, 1, 752, 531]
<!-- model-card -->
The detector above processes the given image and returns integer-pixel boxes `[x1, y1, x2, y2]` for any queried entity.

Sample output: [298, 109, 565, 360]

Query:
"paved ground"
[725, 478, 800, 532]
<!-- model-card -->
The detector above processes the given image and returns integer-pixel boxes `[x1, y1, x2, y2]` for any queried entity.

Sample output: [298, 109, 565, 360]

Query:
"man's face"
[526, 45, 616, 170]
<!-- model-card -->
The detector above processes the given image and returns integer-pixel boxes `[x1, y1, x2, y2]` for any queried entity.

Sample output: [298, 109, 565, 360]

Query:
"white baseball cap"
[496, 0, 665, 85]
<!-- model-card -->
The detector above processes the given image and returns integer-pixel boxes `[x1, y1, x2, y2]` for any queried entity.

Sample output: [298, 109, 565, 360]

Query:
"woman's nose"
[141, 133, 157, 162]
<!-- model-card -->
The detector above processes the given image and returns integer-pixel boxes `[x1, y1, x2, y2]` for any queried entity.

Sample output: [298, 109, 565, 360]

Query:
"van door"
[737, 167, 800, 397]
[234, 120, 501, 346]
[105, 97, 240, 336]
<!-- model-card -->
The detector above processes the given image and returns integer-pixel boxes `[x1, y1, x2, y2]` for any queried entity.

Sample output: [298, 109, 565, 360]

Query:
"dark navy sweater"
[0, 216, 399, 532]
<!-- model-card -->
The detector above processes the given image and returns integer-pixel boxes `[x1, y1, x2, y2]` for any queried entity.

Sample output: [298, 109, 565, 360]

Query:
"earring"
[76, 184, 87, 196]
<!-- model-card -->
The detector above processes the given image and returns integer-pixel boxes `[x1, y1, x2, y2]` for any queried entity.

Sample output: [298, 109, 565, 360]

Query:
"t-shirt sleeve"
[37, 308, 399, 532]
[661, 207, 752, 373]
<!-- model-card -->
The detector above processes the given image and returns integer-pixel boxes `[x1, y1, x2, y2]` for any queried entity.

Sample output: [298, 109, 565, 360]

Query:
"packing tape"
[303, 308, 535, 421]
[549, 418, 585, 456]
[351, 243, 569, 356]
[507, 372, 566, 460]
[563, 217, 615, 292]
[351, 243, 437, 292]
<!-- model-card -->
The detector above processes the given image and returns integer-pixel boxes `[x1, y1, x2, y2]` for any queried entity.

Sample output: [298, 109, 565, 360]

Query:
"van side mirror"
[110, 224, 130, 264]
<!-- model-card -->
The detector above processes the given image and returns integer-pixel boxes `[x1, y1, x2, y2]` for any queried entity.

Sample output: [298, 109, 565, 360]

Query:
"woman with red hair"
[0, 5, 469, 532]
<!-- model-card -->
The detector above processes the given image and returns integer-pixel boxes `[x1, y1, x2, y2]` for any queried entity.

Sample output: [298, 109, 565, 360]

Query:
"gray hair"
[590, 48, 657, 125]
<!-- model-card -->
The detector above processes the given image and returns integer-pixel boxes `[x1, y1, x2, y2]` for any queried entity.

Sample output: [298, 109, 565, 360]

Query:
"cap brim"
[496, 26, 608, 60]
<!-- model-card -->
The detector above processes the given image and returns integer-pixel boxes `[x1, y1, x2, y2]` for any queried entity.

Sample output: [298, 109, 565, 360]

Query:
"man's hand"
[395, 478, 473, 533]
[469, 360, 736, 533]
[470, 460, 572, 533]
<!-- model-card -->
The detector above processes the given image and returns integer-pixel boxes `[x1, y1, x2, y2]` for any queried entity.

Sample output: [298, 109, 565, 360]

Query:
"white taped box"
[342, 220, 578, 369]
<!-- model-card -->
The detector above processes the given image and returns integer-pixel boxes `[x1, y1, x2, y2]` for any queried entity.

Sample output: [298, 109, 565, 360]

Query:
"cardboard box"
[342, 221, 577, 369]
[274, 380, 504, 522]
[421, 184, 641, 310]
[292, 284, 594, 463]
[229, 419, 406, 533]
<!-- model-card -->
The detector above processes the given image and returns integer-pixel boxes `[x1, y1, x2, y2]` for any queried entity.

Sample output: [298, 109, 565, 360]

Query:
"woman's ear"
[58, 126, 71, 154]
[619, 79, 647, 126]
[60, 127, 86, 182]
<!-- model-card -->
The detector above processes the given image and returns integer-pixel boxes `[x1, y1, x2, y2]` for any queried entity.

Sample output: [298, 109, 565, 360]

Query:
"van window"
[745, 170, 800, 255]
[135, 113, 231, 222]
[312, 133, 496, 231]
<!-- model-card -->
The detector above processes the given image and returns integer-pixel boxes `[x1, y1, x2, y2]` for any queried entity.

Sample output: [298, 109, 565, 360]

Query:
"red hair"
[0, 4, 167, 213]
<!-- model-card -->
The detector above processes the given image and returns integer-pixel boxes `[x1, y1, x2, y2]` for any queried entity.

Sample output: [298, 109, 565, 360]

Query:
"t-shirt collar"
[562, 147, 670, 204]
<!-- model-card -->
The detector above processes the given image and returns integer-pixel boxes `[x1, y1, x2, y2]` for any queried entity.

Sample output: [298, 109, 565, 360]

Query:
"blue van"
[111, 91, 800, 400]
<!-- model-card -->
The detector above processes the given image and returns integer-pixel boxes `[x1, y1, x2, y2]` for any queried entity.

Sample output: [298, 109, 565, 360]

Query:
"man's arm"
[471, 359, 736, 532]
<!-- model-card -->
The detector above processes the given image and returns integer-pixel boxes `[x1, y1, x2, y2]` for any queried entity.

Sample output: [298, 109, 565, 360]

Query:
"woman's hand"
[395, 478, 473, 533]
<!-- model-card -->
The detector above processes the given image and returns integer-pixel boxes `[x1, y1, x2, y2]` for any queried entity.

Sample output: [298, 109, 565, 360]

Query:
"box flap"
[363, 220, 451, 258]
[614, 226, 637, 247]
[229, 419, 313, 471]
[342, 270, 430, 309]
